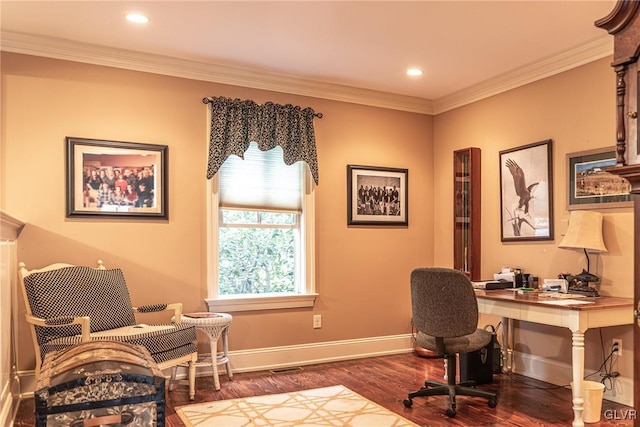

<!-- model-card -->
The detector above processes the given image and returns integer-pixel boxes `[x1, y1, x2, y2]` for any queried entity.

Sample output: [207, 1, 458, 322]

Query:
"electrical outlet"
[613, 338, 622, 357]
[313, 314, 322, 329]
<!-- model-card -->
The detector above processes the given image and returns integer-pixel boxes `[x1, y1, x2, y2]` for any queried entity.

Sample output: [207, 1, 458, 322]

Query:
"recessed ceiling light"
[406, 68, 423, 77]
[126, 13, 149, 24]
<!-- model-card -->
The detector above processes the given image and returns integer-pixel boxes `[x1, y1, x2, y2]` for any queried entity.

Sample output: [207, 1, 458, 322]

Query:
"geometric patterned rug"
[176, 385, 419, 426]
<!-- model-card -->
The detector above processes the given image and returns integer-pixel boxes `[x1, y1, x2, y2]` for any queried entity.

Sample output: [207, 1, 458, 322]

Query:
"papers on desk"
[538, 299, 594, 306]
[538, 292, 586, 299]
[537, 292, 593, 304]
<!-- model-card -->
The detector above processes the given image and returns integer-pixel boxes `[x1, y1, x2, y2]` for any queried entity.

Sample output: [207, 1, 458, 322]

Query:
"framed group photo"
[347, 164, 408, 226]
[66, 137, 168, 219]
[499, 139, 553, 241]
[566, 147, 631, 210]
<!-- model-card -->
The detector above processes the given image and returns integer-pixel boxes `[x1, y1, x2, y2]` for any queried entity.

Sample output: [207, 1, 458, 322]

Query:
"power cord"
[584, 329, 619, 391]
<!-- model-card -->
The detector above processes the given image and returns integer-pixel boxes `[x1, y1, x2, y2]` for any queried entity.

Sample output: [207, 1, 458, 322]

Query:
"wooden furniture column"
[0, 211, 25, 426]
[453, 148, 481, 280]
[595, 1, 640, 424]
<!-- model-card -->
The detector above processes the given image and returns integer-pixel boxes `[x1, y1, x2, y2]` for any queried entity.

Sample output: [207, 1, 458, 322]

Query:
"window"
[206, 142, 316, 312]
[219, 210, 297, 295]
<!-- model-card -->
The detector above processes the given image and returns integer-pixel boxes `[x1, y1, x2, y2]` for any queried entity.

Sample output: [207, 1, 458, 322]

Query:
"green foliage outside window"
[219, 211, 297, 295]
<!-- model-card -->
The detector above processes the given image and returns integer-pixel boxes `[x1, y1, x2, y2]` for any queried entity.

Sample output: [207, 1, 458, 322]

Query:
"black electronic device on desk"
[568, 284, 599, 297]
[563, 271, 600, 297]
[472, 279, 511, 290]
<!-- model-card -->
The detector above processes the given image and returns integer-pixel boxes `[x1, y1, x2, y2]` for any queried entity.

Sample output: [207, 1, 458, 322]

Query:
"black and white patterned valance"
[204, 96, 321, 185]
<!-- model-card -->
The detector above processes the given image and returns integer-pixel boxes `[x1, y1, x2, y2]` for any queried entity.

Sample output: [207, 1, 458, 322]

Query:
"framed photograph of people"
[499, 139, 553, 241]
[66, 137, 168, 219]
[566, 147, 631, 210]
[347, 164, 408, 226]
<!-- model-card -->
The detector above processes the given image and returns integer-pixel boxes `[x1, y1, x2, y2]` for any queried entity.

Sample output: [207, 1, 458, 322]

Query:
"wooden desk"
[475, 290, 633, 427]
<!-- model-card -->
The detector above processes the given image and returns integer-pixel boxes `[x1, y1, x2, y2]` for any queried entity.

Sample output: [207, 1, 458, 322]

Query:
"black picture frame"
[347, 164, 408, 226]
[499, 139, 553, 241]
[566, 147, 632, 210]
[66, 137, 168, 219]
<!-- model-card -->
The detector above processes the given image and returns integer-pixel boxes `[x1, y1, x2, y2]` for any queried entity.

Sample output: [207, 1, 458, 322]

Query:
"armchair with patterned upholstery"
[18, 260, 199, 400]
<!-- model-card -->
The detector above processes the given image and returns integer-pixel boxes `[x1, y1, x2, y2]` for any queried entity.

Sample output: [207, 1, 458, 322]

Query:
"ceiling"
[0, 1, 617, 114]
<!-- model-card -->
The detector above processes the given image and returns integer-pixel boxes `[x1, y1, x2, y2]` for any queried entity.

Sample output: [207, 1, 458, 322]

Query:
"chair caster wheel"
[488, 398, 497, 408]
[445, 408, 456, 418]
[403, 398, 413, 408]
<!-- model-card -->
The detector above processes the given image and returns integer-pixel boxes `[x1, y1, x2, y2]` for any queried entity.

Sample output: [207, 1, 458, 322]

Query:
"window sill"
[205, 293, 318, 313]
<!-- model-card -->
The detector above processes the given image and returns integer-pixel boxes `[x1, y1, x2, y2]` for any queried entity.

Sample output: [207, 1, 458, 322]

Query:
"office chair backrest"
[411, 267, 479, 338]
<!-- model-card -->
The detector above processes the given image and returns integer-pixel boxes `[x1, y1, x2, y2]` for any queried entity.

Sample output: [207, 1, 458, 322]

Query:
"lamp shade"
[558, 210, 607, 252]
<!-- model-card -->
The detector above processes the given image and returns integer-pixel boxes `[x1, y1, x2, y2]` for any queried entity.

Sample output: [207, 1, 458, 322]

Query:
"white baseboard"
[512, 351, 633, 407]
[17, 374, 36, 399]
[225, 334, 415, 373]
[16, 335, 634, 409]
[18, 334, 416, 397]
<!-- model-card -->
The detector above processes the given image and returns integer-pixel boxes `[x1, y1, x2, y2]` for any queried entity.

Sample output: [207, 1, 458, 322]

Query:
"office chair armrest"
[133, 303, 183, 322]
[25, 314, 92, 342]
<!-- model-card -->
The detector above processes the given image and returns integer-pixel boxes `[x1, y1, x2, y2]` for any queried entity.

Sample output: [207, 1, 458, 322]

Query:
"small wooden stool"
[172, 312, 233, 390]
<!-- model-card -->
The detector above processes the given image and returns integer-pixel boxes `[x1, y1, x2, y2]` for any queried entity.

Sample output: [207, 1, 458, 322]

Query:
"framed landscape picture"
[66, 137, 168, 219]
[347, 165, 408, 226]
[499, 139, 553, 242]
[566, 147, 631, 210]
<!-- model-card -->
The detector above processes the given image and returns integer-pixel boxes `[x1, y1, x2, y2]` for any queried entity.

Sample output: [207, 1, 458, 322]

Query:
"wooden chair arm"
[25, 314, 91, 342]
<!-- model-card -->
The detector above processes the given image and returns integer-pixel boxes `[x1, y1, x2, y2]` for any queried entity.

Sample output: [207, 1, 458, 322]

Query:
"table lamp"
[558, 210, 607, 282]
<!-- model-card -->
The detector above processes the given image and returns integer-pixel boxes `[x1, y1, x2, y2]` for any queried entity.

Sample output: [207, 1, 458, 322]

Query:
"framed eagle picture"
[499, 139, 553, 242]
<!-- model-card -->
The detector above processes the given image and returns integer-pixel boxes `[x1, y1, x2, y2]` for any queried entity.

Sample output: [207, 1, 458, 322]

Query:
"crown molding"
[1, 31, 612, 116]
[0, 31, 434, 114]
[434, 35, 613, 114]
[0, 210, 25, 240]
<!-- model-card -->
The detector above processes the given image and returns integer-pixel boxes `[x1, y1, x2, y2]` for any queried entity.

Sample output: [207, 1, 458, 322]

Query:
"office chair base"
[404, 381, 497, 417]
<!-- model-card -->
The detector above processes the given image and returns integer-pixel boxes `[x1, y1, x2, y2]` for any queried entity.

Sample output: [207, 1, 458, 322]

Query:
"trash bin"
[571, 380, 605, 423]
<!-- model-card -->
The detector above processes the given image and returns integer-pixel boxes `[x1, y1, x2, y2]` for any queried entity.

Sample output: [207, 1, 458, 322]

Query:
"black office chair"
[403, 267, 497, 417]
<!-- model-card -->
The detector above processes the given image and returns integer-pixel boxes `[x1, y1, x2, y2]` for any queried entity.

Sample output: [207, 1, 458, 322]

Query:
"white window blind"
[218, 142, 302, 212]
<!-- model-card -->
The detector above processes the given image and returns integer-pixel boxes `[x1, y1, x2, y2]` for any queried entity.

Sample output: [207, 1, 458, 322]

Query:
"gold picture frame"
[566, 147, 631, 210]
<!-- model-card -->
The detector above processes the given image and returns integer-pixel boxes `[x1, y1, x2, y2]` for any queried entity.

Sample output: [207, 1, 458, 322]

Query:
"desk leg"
[508, 318, 514, 372]
[571, 330, 585, 427]
[501, 317, 514, 373]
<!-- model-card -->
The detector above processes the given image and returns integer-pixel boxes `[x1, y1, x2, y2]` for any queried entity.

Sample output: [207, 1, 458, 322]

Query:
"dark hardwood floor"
[14, 352, 634, 426]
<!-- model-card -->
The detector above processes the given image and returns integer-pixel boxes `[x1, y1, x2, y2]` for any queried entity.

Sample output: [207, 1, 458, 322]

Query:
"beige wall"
[434, 57, 634, 375]
[1, 53, 435, 372]
[2, 52, 633, 380]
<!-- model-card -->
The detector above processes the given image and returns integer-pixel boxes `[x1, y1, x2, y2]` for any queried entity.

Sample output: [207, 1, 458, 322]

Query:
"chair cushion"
[24, 266, 136, 342]
[416, 328, 492, 355]
[41, 323, 198, 365]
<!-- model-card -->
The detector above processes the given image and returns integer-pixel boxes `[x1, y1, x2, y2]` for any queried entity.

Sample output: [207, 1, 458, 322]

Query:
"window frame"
[205, 168, 317, 313]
